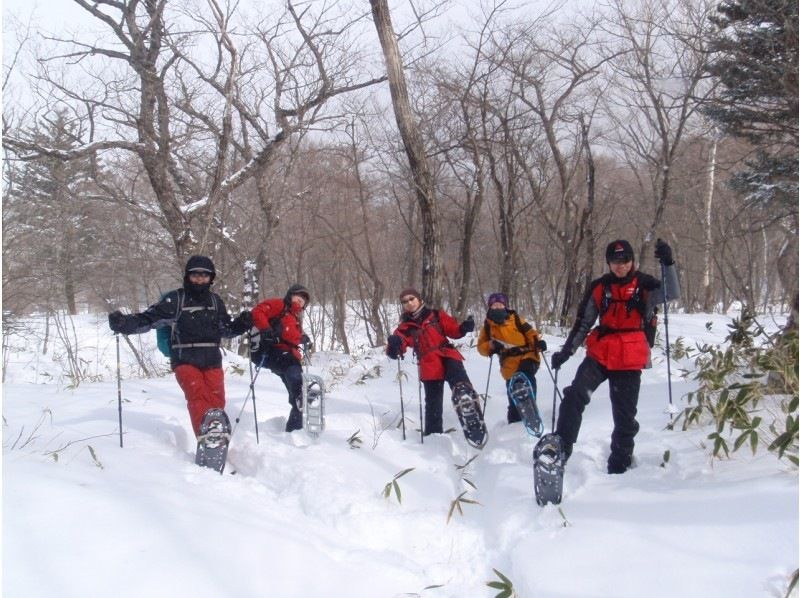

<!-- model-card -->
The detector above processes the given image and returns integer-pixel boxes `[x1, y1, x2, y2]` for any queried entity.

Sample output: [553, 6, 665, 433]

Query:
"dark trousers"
[421, 358, 472, 435]
[265, 349, 303, 408]
[555, 356, 641, 466]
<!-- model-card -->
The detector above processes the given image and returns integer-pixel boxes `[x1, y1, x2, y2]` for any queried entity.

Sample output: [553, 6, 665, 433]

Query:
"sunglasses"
[188, 271, 212, 278]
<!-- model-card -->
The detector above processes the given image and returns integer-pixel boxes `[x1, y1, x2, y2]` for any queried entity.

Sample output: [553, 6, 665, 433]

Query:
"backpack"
[482, 311, 533, 357]
[598, 279, 658, 348]
[154, 290, 219, 358]
[249, 306, 289, 366]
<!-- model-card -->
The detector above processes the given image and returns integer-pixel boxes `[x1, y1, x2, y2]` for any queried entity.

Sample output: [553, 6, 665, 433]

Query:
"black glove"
[387, 334, 403, 360]
[551, 349, 570, 370]
[108, 310, 125, 334]
[489, 340, 504, 355]
[232, 310, 252, 334]
[654, 238, 674, 265]
[301, 334, 311, 346]
[537, 339, 548, 353]
[460, 315, 475, 334]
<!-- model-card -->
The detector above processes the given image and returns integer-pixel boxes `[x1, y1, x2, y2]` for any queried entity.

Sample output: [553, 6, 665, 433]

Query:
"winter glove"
[489, 340, 504, 355]
[654, 238, 674, 266]
[537, 339, 548, 353]
[238, 311, 253, 328]
[551, 349, 570, 370]
[108, 310, 125, 334]
[460, 315, 475, 334]
[232, 311, 252, 334]
[386, 334, 403, 360]
[301, 334, 311, 346]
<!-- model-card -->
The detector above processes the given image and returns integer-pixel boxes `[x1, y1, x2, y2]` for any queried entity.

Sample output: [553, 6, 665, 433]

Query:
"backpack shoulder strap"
[512, 311, 532, 334]
[170, 289, 185, 344]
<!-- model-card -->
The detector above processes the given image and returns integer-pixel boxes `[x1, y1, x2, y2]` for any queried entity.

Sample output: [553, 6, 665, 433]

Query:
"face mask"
[487, 308, 508, 324]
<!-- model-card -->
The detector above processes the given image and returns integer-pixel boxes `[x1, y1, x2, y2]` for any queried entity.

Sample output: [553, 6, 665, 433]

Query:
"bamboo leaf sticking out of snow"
[382, 467, 414, 504]
[486, 568, 516, 597]
[88, 445, 103, 469]
[446, 491, 482, 523]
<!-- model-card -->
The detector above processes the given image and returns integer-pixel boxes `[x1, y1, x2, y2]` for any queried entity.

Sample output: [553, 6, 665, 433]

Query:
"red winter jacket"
[252, 298, 305, 361]
[388, 307, 465, 381]
[563, 271, 667, 371]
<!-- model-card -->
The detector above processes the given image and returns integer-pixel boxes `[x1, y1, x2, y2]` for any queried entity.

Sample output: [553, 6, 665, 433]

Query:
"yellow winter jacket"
[477, 310, 541, 381]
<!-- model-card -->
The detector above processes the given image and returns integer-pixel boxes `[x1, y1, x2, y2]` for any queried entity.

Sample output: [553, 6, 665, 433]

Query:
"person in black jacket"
[108, 256, 251, 437]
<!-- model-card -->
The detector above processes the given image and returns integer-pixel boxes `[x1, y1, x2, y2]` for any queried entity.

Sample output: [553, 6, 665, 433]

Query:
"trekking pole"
[482, 355, 493, 414]
[541, 354, 563, 432]
[115, 333, 123, 448]
[232, 355, 264, 441]
[397, 359, 407, 440]
[417, 366, 424, 444]
[248, 353, 260, 444]
[661, 261, 675, 422]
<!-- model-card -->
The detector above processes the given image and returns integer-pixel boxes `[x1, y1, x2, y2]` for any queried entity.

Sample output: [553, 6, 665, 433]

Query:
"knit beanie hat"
[398, 288, 422, 302]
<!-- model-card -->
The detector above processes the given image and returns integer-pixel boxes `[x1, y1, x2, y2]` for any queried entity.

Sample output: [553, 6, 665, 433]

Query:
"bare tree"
[369, 0, 443, 305]
[4, 0, 385, 274]
[601, 0, 717, 269]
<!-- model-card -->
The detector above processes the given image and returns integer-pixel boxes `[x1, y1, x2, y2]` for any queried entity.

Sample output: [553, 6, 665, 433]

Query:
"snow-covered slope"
[3, 312, 797, 597]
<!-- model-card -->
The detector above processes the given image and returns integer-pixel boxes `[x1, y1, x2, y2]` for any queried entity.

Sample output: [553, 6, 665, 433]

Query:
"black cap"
[605, 240, 634, 264]
[184, 255, 216, 280]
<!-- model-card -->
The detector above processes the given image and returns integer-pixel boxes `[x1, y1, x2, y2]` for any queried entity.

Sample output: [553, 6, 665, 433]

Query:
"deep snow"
[2, 311, 797, 597]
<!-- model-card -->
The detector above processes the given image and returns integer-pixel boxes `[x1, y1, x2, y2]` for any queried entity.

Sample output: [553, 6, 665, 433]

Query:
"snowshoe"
[451, 381, 488, 449]
[507, 372, 544, 437]
[301, 373, 325, 439]
[533, 433, 565, 506]
[195, 408, 231, 474]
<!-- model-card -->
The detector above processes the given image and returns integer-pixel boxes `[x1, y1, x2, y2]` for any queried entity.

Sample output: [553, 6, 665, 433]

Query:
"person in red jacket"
[550, 239, 680, 474]
[251, 284, 311, 432]
[386, 288, 476, 436]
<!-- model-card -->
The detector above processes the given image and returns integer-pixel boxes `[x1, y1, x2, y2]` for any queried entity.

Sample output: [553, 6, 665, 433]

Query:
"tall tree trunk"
[369, 0, 441, 305]
[702, 136, 718, 312]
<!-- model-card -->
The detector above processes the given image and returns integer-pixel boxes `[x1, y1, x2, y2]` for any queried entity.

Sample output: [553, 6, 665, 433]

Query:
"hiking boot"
[607, 452, 632, 474]
[507, 405, 522, 424]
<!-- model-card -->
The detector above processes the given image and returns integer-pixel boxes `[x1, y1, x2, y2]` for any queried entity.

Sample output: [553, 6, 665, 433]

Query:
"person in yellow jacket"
[477, 293, 547, 423]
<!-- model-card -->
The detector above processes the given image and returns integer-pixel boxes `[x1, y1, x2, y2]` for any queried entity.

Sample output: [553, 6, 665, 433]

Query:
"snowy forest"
[2, 0, 797, 347]
[2, 2, 798, 597]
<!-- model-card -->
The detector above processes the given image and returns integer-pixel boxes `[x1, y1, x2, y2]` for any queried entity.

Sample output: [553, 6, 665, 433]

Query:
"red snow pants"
[173, 365, 226, 436]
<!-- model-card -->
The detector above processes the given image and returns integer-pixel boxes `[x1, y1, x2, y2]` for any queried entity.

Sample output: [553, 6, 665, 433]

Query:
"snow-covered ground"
[3, 311, 797, 597]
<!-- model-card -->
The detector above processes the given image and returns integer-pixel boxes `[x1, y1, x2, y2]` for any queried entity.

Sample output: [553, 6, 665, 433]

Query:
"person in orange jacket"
[477, 293, 546, 424]
[251, 284, 311, 432]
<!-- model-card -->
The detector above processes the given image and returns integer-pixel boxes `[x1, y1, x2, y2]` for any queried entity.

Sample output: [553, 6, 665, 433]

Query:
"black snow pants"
[265, 348, 304, 432]
[555, 356, 641, 471]
[421, 358, 472, 435]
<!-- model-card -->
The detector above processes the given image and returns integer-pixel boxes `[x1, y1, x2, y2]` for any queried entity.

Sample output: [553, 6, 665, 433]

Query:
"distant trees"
[2, 0, 796, 344]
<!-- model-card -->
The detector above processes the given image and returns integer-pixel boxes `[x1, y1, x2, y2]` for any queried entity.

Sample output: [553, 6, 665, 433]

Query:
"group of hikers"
[108, 238, 679, 475]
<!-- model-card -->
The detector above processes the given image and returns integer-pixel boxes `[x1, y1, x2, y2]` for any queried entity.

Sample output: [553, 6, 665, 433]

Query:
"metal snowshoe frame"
[300, 341, 325, 439]
[533, 432, 564, 506]
[301, 373, 325, 438]
[196, 408, 231, 474]
[507, 371, 544, 437]
[533, 360, 566, 505]
[451, 381, 488, 450]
